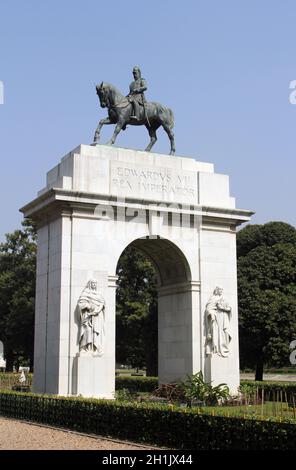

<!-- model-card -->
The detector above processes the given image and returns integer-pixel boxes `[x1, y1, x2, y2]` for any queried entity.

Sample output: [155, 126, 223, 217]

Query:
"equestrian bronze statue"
[92, 66, 175, 155]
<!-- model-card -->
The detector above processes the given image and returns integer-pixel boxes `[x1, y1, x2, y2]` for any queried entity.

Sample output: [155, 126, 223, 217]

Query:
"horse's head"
[95, 82, 123, 109]
[96, 82, 109, 108]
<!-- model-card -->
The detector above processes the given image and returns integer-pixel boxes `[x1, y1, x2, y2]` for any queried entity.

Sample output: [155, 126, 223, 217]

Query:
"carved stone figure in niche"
[78, 279, 105, 355]
[205, 286, 232, 357]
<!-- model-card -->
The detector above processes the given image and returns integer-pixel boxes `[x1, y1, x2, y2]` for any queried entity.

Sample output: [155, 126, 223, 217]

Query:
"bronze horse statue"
[92, 82, 175, 155]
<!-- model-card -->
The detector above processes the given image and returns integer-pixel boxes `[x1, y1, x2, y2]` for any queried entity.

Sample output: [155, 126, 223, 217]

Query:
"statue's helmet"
[133, 66, 141, 75]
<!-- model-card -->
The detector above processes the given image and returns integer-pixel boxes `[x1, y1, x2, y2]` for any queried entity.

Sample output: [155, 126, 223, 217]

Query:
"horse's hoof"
[170, 151, 175, 156]
[91, 141, 99, 146]
[106, 141, 114, 146]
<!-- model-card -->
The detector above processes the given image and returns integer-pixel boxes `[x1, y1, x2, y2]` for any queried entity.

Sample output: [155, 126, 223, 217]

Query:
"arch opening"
[115, 237, 195, 383]
[118, 236, 192, 287]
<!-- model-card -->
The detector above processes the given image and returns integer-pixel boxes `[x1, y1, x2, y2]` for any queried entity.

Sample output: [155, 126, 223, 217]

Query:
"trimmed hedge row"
[1, 391, 296, 449]
[115, 376, 158, 392]
[241, 380, 296, 402]
[115, 376, 296, 400]
[1, 374, 296, 399]
[0, 374, 157, 393]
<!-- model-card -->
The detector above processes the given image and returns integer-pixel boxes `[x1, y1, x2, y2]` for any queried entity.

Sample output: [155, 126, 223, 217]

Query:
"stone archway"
[116, 237, 199, 384]
[21, 144, 252, 398]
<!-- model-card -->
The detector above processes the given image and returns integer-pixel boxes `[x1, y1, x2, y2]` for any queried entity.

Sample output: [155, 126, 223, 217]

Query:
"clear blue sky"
[0, 0, 295, 240]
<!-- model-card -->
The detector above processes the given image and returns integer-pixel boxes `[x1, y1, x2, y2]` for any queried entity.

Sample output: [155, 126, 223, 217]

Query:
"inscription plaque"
[110, 161, 197, 203]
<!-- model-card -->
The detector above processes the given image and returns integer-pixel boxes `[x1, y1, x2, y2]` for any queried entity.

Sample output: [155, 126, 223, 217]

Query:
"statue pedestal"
[21, 144, 252, 398]
[204, 354, 240, 393]
[74, 354, 114, 399]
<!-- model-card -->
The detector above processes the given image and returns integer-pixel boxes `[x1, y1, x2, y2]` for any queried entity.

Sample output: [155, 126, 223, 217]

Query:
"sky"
[0, 0, 296, 240]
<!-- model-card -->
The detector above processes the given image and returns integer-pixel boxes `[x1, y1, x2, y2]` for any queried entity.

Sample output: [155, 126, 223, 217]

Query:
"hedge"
[116, 377, 296, 401]
[240, 380, 296, 403]
[0, 373, 33, 389]
[0, 374, 157, 393]
[1, 374, 296, 400]
[1, 391, 296, 449]
[115, 376, 158, 392]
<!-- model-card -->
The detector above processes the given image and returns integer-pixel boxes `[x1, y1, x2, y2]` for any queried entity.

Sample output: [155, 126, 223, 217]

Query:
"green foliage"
[1, 390, 296, 449]
[0, 372, 33, 391]
[115, 375, 158, 393]
[0, 372, 158, 393]
[240, 380, 296, 403]
[0, 220, 37, 370]
[179, 372, 230, 405]
[116, 246, 158, 374]
[114, 388, 135, 402]
[239, 383, 256, 398]
[237, 221, 296, 379]
[237, 222, 296, 258]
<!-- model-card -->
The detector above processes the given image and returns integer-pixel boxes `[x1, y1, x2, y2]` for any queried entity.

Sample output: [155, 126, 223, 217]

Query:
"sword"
[142, 95, 151, 127]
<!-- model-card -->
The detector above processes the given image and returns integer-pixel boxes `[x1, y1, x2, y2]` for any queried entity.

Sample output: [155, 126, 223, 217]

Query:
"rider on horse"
[127, 66, 147, 121]
[93, 68, 175, 154]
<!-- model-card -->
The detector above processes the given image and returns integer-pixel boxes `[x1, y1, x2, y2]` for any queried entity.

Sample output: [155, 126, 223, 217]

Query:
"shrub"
[0, 373, 33, 391]
[0, 391, 296, 449]
[114, 388, 135, 402]
[115, 376, 158, 393]
[179, 372, 230, 406]
[240, 380, 296, 403]
[154, 383, 184, 402]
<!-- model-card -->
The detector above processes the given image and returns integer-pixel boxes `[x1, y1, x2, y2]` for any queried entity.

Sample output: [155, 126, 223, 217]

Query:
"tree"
[0, 219, 36, 371]
[116, 246, 158, 375]
[237, 222, 296, 380]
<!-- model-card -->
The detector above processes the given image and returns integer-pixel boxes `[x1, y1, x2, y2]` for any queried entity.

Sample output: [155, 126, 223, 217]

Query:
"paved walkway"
[0, 417, 157, 450]
[241, 374, 296, 382]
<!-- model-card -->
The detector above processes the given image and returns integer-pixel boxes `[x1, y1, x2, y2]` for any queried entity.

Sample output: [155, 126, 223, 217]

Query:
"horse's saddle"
[115, 95, 145, 108]
[115, 97, 130, 108]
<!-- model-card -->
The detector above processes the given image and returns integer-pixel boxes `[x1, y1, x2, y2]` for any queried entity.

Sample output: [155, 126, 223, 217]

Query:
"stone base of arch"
[21, 144, 253, 398]
[158, 281, 201, 384]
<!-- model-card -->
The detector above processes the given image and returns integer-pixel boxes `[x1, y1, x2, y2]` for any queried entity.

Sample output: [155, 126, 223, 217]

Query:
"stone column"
[158, 281, 200, 383]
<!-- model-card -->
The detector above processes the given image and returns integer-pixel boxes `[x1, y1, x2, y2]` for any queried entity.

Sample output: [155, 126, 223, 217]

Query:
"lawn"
[202, 402, 296, 421]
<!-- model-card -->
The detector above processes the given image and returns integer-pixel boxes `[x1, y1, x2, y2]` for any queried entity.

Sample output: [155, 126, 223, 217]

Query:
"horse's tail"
[168, 108, 174, 129]
[151, 102, 174, 128]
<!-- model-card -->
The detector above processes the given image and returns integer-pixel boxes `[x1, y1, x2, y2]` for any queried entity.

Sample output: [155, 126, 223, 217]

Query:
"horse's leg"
[163, 124, 176, 155]
[106, 121, 124, 146]
[93, 117, 112, 144]
[145, 125, 157, 152]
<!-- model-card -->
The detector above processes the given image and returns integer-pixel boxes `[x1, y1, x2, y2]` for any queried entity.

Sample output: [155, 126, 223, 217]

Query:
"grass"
[202, 402, 296, 421]
[1, 371, 296, 423]
[123, 391, 296, 422]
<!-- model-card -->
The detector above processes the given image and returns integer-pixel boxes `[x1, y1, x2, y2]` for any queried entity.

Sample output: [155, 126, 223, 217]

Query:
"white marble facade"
[21, 145, 253, 397]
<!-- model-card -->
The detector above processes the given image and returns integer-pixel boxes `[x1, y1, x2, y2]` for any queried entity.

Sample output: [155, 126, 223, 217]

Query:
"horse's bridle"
[100, 85, 129, 110]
